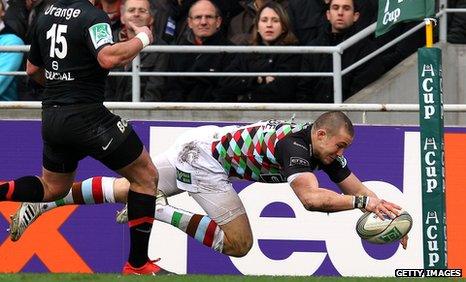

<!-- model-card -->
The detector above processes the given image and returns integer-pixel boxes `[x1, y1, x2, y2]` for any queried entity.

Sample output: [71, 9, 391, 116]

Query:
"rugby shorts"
[154, 125, 246, 225]
[41, 103, 143, 173]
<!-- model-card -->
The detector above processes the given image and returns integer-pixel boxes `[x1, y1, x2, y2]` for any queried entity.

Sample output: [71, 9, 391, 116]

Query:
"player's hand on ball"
[366, 197, 402, 220]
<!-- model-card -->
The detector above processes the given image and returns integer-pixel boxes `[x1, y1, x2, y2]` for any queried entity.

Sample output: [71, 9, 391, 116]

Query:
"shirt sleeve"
[275, 135, 314, 180]
[84, 9, 114, 58]
[27, 24, 44, 67]
[321, 156, 352, 183]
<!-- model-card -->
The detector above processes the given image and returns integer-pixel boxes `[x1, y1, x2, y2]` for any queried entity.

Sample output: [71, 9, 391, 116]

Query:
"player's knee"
[144, 162, 158, 189]
[131, 157, 158, 192]
[228, 235, 253, 257]
[44, 185, 69, 201]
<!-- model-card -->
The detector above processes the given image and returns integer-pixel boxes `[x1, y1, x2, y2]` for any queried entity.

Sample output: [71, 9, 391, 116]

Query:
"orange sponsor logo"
[0, 202, 92, 273]
[445, 133, 466, 277]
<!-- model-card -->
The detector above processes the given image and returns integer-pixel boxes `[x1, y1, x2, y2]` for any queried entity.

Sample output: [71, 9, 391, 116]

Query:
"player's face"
[326, 0, 359, 33]
[122, 0, 153, 28]
[314, 127, 353, 165]
[188, 0, 221, 39]
[257, 7, 283, 45]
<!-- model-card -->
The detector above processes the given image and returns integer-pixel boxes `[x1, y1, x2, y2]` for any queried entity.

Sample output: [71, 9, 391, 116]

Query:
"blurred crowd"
[1, 0, 465, 102]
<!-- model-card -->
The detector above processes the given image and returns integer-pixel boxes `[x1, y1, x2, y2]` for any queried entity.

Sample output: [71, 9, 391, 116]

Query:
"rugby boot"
[116, 190, 168, 224]
[122, 259, 175, 275]
[9, 202, 43, 241]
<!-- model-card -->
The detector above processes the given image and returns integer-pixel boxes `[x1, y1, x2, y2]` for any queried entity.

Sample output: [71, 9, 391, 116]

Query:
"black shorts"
[42, 103, 143, 173]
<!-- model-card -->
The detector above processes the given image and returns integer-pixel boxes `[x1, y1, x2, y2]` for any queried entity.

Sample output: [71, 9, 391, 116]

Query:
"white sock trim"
[102, 177, 116, 203]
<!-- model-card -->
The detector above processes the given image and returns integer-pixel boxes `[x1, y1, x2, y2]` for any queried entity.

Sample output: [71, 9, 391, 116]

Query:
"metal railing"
[1, 101, 466, 124]
[0, 2, 465, 104]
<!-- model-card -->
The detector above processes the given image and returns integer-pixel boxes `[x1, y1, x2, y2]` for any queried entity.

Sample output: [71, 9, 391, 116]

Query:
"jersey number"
[46, 24, 68, 59]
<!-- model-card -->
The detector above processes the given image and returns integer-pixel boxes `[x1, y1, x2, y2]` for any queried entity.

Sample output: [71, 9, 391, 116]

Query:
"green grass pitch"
[0, 274, 460, 282]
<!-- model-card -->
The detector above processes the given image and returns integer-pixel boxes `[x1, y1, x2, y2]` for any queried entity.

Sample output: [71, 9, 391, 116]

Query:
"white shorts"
[153, 126, 245, 225]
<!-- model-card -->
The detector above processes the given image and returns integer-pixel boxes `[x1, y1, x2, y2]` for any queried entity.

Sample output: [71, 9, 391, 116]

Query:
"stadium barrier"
[1, 5, 464, 103]
[0, 120, 464, 276]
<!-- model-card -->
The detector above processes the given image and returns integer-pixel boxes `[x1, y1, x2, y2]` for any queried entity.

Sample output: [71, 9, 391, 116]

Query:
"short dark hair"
[313, 111, 354, 137]
[327, 0, 360, 13]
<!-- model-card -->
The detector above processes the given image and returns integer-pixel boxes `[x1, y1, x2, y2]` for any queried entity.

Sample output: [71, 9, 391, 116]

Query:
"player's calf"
[218, 214, 253, 257]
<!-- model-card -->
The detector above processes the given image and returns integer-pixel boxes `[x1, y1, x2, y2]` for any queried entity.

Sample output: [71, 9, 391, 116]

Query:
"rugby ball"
[356, 210, 413, 244]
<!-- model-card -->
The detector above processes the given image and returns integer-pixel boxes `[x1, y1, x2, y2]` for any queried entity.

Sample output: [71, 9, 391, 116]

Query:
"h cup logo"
[89, 23, 113, 49]
[379, 227, 403, 243]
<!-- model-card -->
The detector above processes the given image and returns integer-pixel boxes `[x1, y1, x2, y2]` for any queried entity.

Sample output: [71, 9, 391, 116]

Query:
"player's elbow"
[301, 193, 331, 212]
[26, 60, 39, 76]
[97, 46, 123, 69]
[97, 55, 118, 69]
[26, 68, 35, 76]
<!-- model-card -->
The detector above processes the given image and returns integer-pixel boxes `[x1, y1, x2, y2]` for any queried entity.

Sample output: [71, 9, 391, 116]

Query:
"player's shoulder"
[71, 1, 108, 23]
[253, 119, 310, 130]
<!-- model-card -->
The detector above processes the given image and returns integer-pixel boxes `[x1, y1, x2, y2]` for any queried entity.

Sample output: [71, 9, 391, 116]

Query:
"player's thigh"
[152, 153, 184, 197]
[112, 151, 186, 200]
[190, 184, 252, 241]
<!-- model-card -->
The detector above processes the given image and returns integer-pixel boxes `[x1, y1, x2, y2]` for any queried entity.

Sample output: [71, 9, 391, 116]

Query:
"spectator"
[218, 1, 299, 102]
[105, 0, 169, 101]
[3, 0, 54, 43]
[166, 0, 235, 101]
[287, 0, 327, 45]
[447, 0, 466, 43]
[152, 0, 179, 44]
[175, 0, 242, 44]
[297, 0, 384, 103]
[227, 0, 289, 46]
[0, 0, 24, 101]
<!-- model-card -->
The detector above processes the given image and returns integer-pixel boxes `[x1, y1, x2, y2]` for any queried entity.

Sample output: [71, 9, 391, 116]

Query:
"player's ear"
[316, 129, 327, 140]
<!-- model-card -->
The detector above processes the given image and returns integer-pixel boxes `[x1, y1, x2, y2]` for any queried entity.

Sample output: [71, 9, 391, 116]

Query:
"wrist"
[135, 32, 150, 48]
[353, 195, 369, 209]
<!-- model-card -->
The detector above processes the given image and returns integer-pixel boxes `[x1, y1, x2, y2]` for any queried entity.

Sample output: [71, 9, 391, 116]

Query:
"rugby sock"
[127, 190, 156, 268]
[40, 177, 117, 212]
[155, 204, 224, 252]
[0, 176, 44, 202]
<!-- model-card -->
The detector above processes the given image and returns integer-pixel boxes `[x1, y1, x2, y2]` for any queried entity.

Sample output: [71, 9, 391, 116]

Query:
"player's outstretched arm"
[290, 172, 358, 212]
[336, 172, 377, 198]
[337, 173, 402, 219]
[97, 22, 153, 69]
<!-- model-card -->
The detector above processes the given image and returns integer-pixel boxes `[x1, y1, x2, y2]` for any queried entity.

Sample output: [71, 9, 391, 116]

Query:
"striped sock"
[41, 177, 117, 212]
[155, 204, 224, 252]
